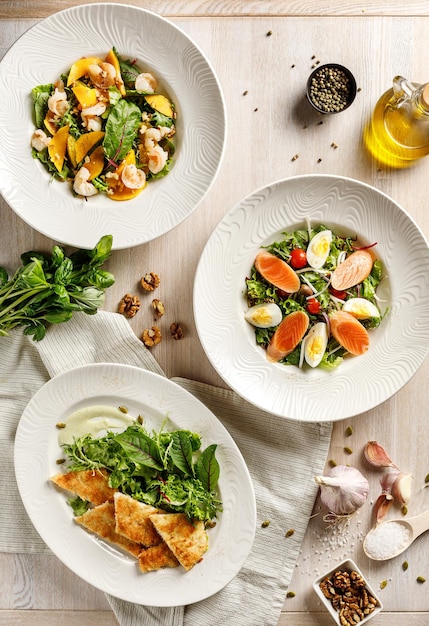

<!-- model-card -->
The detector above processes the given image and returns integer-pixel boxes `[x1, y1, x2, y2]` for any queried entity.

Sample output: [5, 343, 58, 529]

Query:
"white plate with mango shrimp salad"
[194, 174, 429, 421]
[0, 4, 225, 249]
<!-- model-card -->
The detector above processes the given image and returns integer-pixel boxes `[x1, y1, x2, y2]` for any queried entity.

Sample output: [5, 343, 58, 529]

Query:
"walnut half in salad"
[245, 224, 388, 370]
[31, 47, 176, 201]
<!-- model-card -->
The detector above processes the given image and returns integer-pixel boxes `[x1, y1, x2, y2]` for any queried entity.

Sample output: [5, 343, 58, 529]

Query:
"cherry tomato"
[306, 298, 321, 314]
[330, 288, 347, 300]
[290, 248, 307, 269]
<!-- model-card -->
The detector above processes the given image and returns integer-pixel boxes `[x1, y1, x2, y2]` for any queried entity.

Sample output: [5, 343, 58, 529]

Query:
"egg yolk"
[251, 308, 272, 325]
[307, 335, 324, 358]
[312, 238, 329, 257]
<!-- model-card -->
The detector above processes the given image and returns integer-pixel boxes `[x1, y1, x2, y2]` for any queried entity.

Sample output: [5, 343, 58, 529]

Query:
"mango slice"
[48, 125, 70, 172]
[74, 130, 105, 164]
[44, 112, 58, 136]
[144, 94, 174, 118]
[108, 150, 146, 201]
[67, 57, 104, 86]
[67, 135, 77, 168]
[105, 48, 126, 96]
[72, 81, 98, 109]
[85, 145, 105, 180]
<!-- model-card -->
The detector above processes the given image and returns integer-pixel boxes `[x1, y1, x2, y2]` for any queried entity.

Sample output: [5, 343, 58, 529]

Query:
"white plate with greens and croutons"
[14, 363, 256, 606]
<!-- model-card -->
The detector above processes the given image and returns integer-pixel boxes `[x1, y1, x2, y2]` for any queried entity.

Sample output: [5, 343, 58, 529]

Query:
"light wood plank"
[0, 611, 118, 625]
[2, 0, 429, 19]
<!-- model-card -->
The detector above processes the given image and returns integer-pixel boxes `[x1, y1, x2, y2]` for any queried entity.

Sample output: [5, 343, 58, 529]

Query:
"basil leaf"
[103, 100, 141, 162]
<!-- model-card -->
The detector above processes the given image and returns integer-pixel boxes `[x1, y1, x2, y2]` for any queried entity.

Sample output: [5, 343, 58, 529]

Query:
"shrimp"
[31, 129, 51, 151]
[143, 127, 162, 150]
[73, 166, 98, 197]
[135, 72, 157, 93]
[147, 144, 168, 174]
[81, 102, 107, 132]
[48, 87, 68, 117]
[121, 164, 146, 189]
[88, 62, 117, 89]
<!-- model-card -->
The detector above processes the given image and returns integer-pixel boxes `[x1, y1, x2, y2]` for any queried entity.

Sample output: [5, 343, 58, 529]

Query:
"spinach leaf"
[103, 100, 141, 163]
[170, 431, 195, 476]
[31, 84, 53, 128]
[196, 444, 220, 492]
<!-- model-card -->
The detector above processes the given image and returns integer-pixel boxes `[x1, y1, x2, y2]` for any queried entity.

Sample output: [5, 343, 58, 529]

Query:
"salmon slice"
[255, 250, 300, 294]
[330, 249, 373, 291]
[266, 310, 309, 362]
[330, 310, 370, 356]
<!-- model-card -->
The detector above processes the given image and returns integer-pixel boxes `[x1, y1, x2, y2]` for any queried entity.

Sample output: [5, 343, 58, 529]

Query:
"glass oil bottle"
[364, 76, 429, 168]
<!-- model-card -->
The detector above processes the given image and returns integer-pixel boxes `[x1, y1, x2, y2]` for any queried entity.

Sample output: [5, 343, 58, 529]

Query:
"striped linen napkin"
[0, 311, 332, 626]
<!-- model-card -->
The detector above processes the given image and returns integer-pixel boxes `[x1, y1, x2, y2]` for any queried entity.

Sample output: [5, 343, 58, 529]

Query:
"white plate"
[194, 174, 429, 422]
[0, 3, 226, 249]
[14, 363, 255, 606]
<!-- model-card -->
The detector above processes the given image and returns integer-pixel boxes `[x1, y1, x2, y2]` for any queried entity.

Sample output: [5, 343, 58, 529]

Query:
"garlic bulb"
[314, 465, 369, 516]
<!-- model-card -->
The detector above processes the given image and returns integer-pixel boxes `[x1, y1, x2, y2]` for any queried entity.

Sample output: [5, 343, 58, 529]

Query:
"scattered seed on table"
[261, 520, 270, 528]
[317, 158, 322, 163]
[242, 90, 248, 96]
[417, 576, 426, 583]
[345, 425, 353, 436]
[266, 30, 272, 36]
[286, 591, 296, 598]
[344, 446, 353, 455]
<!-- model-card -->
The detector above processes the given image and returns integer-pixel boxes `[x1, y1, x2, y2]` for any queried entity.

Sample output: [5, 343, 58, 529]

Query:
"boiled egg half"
[307, 229, 332, 269]
[342, 297, 380, 320]
[244, 302, 283, 328]
[304, 322, 328, 368]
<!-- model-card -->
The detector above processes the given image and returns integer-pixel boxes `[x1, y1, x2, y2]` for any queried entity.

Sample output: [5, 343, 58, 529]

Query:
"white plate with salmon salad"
[0, 3, 226, 249]
[193, 174, 429, 421]
[14, 363, 256, 606]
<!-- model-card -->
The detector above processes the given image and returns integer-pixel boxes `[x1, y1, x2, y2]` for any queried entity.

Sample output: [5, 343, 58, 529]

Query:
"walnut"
[151, 298, 165, 317]
[142, 326, 162, 347]
[332, 570, 351, 592]
[350, 570, 366, 589]
[118, 293, 141, 318]
[170, 322, 185, 340]
[141, 272, 160, 291]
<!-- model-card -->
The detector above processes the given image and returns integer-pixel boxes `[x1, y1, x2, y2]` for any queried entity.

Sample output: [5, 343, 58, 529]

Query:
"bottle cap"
[422, 84, 429, 109]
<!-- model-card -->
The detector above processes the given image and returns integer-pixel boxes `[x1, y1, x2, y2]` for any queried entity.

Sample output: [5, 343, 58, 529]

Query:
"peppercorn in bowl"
[313, 559, 383, 625]
[0, 4, 226, 249]
[306, 63, 357, 114]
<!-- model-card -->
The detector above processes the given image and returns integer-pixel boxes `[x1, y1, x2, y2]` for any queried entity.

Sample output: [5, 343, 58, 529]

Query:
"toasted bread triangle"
[51, 469, 117, 505]
[75, 501, 142, 557]
[149, 513, 208, 571]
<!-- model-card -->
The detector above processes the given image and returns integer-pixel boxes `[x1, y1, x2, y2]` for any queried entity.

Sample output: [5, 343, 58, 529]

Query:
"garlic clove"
[380, 466, 400, 493]
[373, 492, 394, 524]
[391, 472, 414, 505]
[364, 440, 396, 468]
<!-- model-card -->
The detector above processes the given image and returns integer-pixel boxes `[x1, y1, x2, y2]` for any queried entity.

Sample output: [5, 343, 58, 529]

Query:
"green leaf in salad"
[31, 84, 53, 128]
[102, 99, 142, 163]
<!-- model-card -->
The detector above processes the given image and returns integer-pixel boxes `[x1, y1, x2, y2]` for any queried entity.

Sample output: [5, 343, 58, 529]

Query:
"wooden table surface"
[2, 1, 429, 624]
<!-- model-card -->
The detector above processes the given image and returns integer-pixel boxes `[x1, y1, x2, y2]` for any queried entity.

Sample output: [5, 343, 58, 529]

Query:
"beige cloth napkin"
[0, 311, 332, 626]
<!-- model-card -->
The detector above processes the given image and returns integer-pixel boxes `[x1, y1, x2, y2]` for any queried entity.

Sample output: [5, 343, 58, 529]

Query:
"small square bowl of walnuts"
[313, 559, 383, 626]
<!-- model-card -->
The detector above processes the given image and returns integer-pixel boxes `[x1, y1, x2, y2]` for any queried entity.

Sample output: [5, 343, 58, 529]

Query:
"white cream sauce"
[58, 404, 135, 446]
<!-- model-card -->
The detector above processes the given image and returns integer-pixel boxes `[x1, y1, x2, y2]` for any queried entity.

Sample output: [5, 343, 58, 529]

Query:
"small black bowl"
[306, 63, 357, 114]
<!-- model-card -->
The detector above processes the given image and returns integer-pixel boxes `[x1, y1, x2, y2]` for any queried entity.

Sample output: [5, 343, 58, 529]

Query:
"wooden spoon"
[363, 508, 429, 561]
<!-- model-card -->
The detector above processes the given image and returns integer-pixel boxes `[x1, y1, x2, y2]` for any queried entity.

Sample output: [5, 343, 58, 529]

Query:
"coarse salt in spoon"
[363, 508, 429, 560]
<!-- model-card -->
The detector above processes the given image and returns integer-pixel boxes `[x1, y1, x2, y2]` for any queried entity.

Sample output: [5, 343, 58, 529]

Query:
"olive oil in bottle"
[364, 76, 429, 168]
